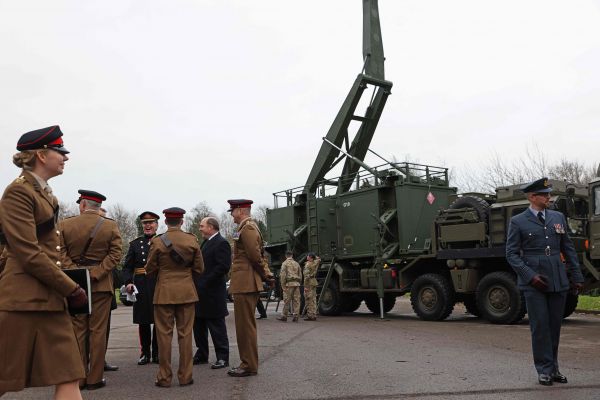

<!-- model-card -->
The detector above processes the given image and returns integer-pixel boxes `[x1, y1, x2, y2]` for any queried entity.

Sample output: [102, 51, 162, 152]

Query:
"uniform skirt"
[0, 310, 85, 392]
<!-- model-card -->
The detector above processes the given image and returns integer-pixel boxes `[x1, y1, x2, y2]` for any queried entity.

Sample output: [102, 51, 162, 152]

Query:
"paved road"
[5, 297, 600, 399]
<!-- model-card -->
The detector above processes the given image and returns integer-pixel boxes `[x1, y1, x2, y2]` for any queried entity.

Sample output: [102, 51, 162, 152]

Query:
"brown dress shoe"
[292, 316, 299, 322]
[179, 379, 194, 386]
[227, 368, 257, 377]
[276, 316, 287, 322]
[155, 380, 171, 388]
[304, 317, 317, 321]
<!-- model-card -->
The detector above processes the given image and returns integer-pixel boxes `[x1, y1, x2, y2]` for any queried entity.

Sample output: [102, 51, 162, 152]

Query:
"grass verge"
[577, 295, 600, 312]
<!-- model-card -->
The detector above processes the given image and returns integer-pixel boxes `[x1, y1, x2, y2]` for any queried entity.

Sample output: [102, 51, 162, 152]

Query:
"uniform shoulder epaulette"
[63, 215, 77, 220]
[102, 216, 115, 221]
[13, 176, 26, 184]
[130, 235, 144, 244]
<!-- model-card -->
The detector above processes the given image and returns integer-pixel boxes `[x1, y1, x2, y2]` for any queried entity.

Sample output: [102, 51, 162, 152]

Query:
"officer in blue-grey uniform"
[506, 177, 584, 386]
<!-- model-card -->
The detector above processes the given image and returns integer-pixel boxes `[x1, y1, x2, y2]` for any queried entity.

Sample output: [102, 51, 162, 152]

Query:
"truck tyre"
[318, 279, 343, 316]
[563, 293, 578, 319]
[410, 274, 455, 321]
[463, 295, 481, 317]
[341, 295, 363, 313]
[476, 271, 525, 324]
[364, 294, 396, 314]
[449, 196, 490, 224]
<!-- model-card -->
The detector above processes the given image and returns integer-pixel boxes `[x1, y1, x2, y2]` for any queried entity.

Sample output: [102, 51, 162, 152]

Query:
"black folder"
[63, 268, 92, 315]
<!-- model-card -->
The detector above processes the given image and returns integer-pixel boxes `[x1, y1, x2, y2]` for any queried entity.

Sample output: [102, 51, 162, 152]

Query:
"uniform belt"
[77, 259, 100, 267]
[134, 267, 147, 275]
[522, 248, 560, 256]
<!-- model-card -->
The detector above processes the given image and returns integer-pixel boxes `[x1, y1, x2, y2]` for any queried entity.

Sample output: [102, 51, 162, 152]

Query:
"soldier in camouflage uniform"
[303, 253, 320, 321]
[277, 251, 302, 322]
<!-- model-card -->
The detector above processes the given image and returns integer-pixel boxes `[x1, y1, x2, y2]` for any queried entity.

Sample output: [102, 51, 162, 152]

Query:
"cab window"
[595, 186, 600, 216]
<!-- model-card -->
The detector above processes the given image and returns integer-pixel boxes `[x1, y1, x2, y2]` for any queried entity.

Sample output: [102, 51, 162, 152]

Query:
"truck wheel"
[476, 271, 525, 324]
[463, 295, 481, 317]
[318, 279, 343, 316]
[410, 274, 455, 321]
[449, 196, 490, 224]
[364, 294, 396, 314]
[341, 295, 363, 313]
[563, 293, 578, 319]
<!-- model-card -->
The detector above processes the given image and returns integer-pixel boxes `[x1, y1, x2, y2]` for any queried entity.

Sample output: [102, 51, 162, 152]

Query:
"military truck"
[401, 178, 600, 324]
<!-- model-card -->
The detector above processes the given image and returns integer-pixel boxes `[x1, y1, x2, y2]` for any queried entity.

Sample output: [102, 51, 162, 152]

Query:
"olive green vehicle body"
[267, 177, 600, 323]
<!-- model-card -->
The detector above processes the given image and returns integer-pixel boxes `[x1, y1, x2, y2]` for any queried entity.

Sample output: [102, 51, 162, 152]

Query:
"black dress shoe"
[211, 360, 229, 369]
[151, 355, 159, 364]
[104, 361, 119, 371]
[227, 367, 257, 377]
[193, 356, 208, 365]
[552, 371, 568, 383]
[86, 378, 107, 390]
[256, 315, 267, 319]
[179, 379, 194, 386]
[138, 355, 150, 365]
[538, 374, 553, 386]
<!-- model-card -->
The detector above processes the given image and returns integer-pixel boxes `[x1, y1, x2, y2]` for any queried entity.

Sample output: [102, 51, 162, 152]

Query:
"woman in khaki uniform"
[0, 126, 87, 399]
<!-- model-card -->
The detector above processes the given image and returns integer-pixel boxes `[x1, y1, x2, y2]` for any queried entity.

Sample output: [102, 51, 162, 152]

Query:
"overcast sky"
[1, 0, 599, 217]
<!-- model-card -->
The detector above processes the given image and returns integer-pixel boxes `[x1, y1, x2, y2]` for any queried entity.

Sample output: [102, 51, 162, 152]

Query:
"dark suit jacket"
[506, 208, 584, 292]
[195, 232, 231, 319]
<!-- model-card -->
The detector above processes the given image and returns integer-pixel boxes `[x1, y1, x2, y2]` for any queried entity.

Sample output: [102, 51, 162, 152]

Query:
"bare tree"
[184, 201, 214, 241]
[219, 211, 236, 241]
[58, 201, 78, 220]
[452, 145, 597, 193]
[107, 204, 138, 256]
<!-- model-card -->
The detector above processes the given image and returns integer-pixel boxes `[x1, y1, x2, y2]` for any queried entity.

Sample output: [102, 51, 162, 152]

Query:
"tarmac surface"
[4, 297, 600, 400]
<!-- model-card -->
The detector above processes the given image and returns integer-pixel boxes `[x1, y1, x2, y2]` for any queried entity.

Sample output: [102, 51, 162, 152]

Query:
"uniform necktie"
[537, 211, 545, 224]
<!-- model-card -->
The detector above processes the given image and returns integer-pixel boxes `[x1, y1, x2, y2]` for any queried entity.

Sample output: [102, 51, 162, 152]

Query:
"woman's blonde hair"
[12, 150, 46, 170]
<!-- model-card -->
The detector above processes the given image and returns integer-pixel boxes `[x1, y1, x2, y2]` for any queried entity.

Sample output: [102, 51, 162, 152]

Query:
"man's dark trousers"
[193, 317, 229, 362]
[523, 289, 567, 375]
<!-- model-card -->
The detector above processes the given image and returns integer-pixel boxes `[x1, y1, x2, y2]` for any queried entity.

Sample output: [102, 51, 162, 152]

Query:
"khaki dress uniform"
[229, 217, 272, 373]
[59, 210, 122, 386]
[146, 227, 204, 387]
[303, 258, 320, 319]
[279, 258, 302, 318]
[0, 172, 85, 392]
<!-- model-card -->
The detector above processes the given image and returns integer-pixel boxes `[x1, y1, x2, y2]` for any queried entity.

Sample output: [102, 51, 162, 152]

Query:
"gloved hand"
[530, 274, 549, 291]
[67, 285, 88, 308]
[126, 283, 135, 294]
[570, 282, 584, 295]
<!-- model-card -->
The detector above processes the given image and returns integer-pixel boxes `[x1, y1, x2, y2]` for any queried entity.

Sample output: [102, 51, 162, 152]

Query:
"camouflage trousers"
[304, 285, 317, 318]
[282, 286, 301, 317]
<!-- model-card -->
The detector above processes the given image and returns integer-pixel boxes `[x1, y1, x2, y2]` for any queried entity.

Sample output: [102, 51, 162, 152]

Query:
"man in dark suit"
[193, 216, 231, 369]
[506, 177, 584, 386]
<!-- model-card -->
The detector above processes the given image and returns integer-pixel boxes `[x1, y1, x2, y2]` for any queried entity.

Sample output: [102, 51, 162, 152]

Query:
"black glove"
[67, 285, 88, 308]
[570, 282, 584, 295]
[530, 274, 549, 291]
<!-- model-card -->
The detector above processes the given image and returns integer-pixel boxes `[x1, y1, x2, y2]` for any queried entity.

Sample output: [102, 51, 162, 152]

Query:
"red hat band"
[80, 195, 103, 203]
[46, 137, 64, 147]
[164, 212, 184, 219]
